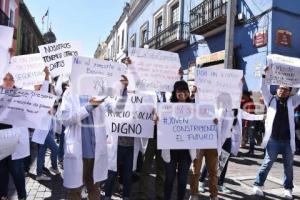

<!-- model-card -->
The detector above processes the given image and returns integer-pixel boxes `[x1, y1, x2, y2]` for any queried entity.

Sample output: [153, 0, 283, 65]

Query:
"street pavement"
[8, 144, 300, 200]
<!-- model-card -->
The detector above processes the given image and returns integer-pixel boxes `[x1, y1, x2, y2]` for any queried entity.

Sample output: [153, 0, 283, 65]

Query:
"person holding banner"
[162, 80, 196, 200]
[0, 73, 29, 200]
[253, 67, 300, 199]
[104, 75, 143, 200]
[58, 83, 108, 200]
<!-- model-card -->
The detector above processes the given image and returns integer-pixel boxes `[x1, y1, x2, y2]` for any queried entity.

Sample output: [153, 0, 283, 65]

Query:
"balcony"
[190, 0, 227, 36]
[0, 9, 9, 26]
[147, 21, 190, 52]
[0, 9, 17, 39]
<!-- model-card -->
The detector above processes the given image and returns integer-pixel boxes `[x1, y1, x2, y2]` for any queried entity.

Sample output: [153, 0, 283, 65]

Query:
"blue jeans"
[58, 126, 65, 161]
[254, 138, 294, 189]
[0, 156, 26, 199]
[248, 121, 256, 153]
[105, 145, 134, 198]
[164, 150, 191, 200]
[36, 130, 58, 175]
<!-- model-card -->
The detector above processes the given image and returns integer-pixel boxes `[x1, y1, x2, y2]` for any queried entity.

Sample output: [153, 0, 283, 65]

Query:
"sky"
[24, 0, 129, 57]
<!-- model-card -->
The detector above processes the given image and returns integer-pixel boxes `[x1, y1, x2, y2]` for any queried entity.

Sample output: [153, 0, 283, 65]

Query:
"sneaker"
[284, 189, 293, 199]
[49, 167, 60, 175]
[198, 182, 205, 193]
[189, 195, 199, 200]
[253, 186, 264, 196]
[36, 174, 51, 181]
[218, 185, 231, 193]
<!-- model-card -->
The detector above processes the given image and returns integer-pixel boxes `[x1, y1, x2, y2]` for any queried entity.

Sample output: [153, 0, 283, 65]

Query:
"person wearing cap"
[253, 67, 300, 199]
[162, 80, 196, 200]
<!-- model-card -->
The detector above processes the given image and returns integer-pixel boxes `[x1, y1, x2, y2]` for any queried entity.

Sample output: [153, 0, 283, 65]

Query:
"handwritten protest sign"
[0, 87, 56, 130]
[128, 47, 180, 92]
[195, 68, 243, 109]
[266, 54, 300, 87]
[217, 149, 230, 177]
[0, 128, 20, 160]
[157, 103, 217, 149]
[0, 25, 14, 49]
[0, 47, 9, 78]
[105, 94, 155, 138]
[38, 41, 82, 77]
[8, 53, 45, 89]
[70, 56, 127, 97]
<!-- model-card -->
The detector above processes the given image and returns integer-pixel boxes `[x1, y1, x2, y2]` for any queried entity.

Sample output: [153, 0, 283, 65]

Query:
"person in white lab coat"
[253, 68, 300, 199]
[58, 85, 108, 200]
[0, 73, 30, 200]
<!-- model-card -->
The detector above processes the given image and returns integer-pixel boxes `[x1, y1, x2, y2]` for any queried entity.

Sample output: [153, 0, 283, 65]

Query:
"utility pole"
[224, 0, 237, 69]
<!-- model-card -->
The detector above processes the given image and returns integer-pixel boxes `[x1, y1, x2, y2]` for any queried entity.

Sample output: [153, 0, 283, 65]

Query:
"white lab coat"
[11, 127, 30, 160]
[58, 88, 108, 189]
[261, 78, 300, 153]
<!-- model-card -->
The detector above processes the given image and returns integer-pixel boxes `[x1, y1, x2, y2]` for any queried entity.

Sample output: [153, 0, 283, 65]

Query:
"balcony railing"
[190, 0, 227, 35]
[0, 9, 9, 26]
[147, 21, 190, 52]
[0, 9, 17, 39]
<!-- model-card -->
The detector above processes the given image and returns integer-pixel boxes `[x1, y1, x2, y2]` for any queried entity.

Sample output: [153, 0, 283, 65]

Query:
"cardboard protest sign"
[38, 41, 82, 77]
[157, 103, 217, 149]
[105, 94, 156, 138]
[70, 56, 127, 98]
[0, 46, 9, 78]
[8, 53, 45, 89]
[266, 54, 300, 87]
[195, 68, 243, 109]
[0, 128, 20, 160]
[0, 25, 14, 49]
[128, 47, 180, 92]
[0, 87, 56, 130]
[217, 149, 230, 177]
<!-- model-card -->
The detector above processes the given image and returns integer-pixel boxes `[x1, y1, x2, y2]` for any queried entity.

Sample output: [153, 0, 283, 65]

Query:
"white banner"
[195, 68, 243, 109]
[8, 53, 45, 89]
[105, 94, 155, 138]
[38, 41, 82, 77]
[0, 128, 20, 160]
[70, 56, 127, 97]
[0, 46, 9, 78]
[157, 103, 217, 149]
[266, 54, 300, 87]
[0, 87, 56, 130]
[128, 47, 180, 92]
[0, 25, 14, 49]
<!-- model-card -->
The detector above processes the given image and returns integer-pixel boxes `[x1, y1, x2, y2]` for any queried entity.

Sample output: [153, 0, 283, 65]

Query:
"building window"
[9, 9, 14, 26]
[171, 2, 179, 24]
[156, 16, 163, 34]
[121, 30, 125, 49]
[130, 34, 136, 47]
[140, 22, 149, 47]
[117, 36, 120, 53]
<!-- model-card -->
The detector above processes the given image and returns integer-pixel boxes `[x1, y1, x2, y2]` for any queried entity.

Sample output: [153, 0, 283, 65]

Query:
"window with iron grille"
[156, 16, 163, 34]
[171, 2, 179, 24]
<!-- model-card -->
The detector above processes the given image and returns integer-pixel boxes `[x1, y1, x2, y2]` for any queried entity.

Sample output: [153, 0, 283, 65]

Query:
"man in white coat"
[253, 68, 300, 199]
[59, 86, 108, 200]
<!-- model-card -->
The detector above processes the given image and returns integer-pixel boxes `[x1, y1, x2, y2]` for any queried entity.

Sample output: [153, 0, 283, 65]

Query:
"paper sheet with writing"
[0, 25, 14, 49]
[266, 54, 300, 87]
[8, 53, 45, 89]
[38, 41, 82, 77]
[195, 68, 243, 109]
[70, 56, 127, 97]
[0, 46, 9, 78]
[105, 94, 155, 138]
[157, 103, 217, 149]
[0, 128, 20, 160]
[0, 87, 56, 130]
[128, 47, 180, 92]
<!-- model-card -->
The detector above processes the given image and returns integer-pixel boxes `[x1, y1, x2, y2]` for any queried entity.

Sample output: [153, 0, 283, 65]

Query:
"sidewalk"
[8, 145, 300, 200]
